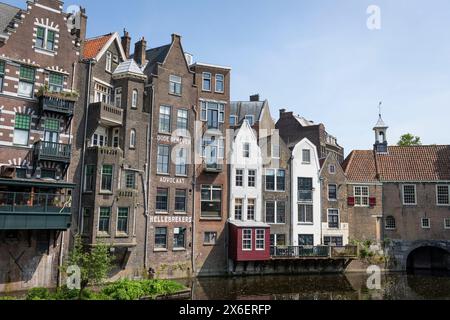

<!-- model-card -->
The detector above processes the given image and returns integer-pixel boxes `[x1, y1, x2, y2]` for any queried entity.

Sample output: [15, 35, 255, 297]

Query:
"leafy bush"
[26, 288, 51, 300]
[0, 296, 16, 300]
[100, 279, 186, 300]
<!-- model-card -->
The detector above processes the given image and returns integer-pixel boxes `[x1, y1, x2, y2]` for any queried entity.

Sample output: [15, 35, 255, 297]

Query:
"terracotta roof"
[343, 150, 378, 182]
[83, 33, 113, 59]
[344, 145, 450, 182]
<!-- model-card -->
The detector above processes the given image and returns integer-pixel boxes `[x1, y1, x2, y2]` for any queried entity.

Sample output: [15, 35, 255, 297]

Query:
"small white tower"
[373, 102, 388, 153]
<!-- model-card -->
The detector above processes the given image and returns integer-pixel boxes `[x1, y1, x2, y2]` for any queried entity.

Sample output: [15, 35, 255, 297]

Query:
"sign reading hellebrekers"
[149, 216, 193, 223]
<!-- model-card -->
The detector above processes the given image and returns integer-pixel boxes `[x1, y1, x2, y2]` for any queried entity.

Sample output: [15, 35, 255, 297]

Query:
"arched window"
[130, 129, 136, 149]
[385, 216, 396, 230]
[132, 89, 138, 109]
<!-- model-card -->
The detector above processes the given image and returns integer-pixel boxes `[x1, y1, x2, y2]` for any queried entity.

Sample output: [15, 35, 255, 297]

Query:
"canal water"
[187, 272, 450, 300]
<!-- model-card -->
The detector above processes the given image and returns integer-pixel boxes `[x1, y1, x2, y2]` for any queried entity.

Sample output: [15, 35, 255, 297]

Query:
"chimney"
[134, 37, 147, 67]
[121, 29, 131, 59]
[171, 33, 181, 43]
[250, 94, 260, 102]
[37, 0, 63, 10]
[280, 109, 286, 118]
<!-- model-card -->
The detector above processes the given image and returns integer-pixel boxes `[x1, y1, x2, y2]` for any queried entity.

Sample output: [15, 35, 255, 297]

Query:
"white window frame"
[247, 198, 256, 221]
[385, 216, 396, 230]
[255, 229, 265, 251]
[235, 169, 244, 187]
[169, 75, 182, 95]
[215, 74, 224, 93]
[242, 229, 252, 251]
[132, 89, 138, 109]
[402, 184, 417, 206]
[328, 184, 338, 201]
[202, 72, 212, 91]
[265, 168, 286, 192]
[35, 26, 57, 52]
[327, 209, 340, 229]
[421, 218, 431, 229]
[436, 185, 450, 206]
[354, 186, 370, 207]
[445, 218, 450, 230]
[271, 143, 280, 159]
[106, 51, 112, 73]
[247, 169, 256, 188]
[302, 149, 311, 164]
[265, 201, 286, 225]
[243, 142, 250, 158]
[329, 164, 336, 174]
[129, 129, 136, 149]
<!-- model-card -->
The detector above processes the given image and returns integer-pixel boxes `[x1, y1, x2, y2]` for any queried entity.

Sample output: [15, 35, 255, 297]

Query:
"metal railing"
[39, 95, 75, 115]
[0, 192, 71, 214]
[34, 141, 71, 162]
[270, 245, 358, 259]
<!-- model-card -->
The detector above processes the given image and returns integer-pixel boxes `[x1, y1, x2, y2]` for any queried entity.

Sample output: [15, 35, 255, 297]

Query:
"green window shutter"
[20, 66, 35, 82]
[0, 61, 5, 75]
[49, 73, 63, 86]
[15, 114, 31, 130]
[45, 119, 60, 132]
[37, 27, 45, 39]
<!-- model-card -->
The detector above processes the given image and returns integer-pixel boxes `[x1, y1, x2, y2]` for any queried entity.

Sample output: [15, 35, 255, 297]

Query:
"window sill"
[200, 217, 222, 221]
[267, 223, 286, 226]
[203, 243, 217, 247]
[155, 212, 169, 215]
[115, 233, 129, 238]
[156, 173, 170, 176]
[174, 212, 187, 216]
[33, 47, 56, 55]
[99, 192, 113, 196]
[96, 233, 110, 238]
[175, 174, 188, 178]
[173, 248, 186, 252]
[154, 248, 168, 252]
[298, 223, 314, 226]
[168, 93, 182, 97]
[158, 132, 172, 136]
[202, 89, 212, 93]
[214, 91, 224, 94]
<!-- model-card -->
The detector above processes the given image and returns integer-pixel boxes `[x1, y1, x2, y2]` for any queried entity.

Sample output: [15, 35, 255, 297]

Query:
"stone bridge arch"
[389, 240, 450, 271]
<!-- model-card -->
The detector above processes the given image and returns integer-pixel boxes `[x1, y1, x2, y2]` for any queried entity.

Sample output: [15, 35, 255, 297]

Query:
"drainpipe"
[77, 59, 94, 231]
[191, 105, 198, 276]
[144, 84, 155, 270]
[290, 155, 294, 246]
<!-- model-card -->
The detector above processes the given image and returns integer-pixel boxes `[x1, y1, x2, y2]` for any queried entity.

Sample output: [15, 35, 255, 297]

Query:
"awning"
[0, 178, 76, 189]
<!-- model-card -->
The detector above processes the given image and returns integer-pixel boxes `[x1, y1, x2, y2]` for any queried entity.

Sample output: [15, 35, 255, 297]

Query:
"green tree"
[397, 133, 422, 146]
[63, 236, 112, 299]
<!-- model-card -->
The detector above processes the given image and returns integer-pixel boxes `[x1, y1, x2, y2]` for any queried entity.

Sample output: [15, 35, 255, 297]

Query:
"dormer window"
[36, 27, 56, 52]
[229, 115, 237, 126]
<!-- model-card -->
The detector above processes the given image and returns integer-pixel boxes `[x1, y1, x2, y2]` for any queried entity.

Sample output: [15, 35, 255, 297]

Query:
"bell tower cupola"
[373, 102, 388, 153]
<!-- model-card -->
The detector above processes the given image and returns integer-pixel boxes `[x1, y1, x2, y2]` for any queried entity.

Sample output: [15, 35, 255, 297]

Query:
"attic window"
[106, 52, 112, 73]
[229, 115, 237, 126]
[36, 26, 56, 52]
[329, 164, 336, 174]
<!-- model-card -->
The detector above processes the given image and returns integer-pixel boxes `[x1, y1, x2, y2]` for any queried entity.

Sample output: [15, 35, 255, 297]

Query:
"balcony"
[34, 141, 71, 164]
[38, 92, 76, 117]
[0, 192, 72, 230]
[90, 102, 123, 127]
[270, 245, 358, 260]
[203, 161, 223, 173]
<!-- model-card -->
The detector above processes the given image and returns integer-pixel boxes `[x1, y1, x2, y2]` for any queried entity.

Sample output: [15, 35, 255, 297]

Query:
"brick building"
[74, 31, 149, 279]
[320, 154, 349, 246]
[135, 34, 197, 279]
[0, 0, 85, 291]
[190, 62, 231, 276]
[343, 114, 450, 270]
[276, 110, 344, 163]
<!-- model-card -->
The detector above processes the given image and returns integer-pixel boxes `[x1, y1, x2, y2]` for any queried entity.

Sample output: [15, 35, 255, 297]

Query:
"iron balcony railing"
[270, 245, 358, 259]
[34, 141, 72, 163]
[0, 192, 72, 230]
[203, 160, 223, 173]
[39, 95, 75, 116]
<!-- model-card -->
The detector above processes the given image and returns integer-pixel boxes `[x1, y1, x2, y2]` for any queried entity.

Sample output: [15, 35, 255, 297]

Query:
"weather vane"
[378, 101, 382, 117]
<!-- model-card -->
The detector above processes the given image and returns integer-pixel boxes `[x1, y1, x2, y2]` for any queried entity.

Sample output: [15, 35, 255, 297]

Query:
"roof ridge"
[0, 2, 22, 10]
[145, 44, 171, 52]
[85, 33, 114, 42]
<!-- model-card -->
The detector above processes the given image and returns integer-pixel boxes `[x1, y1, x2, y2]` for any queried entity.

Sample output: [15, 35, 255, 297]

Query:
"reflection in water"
[185, 272, 450, 300]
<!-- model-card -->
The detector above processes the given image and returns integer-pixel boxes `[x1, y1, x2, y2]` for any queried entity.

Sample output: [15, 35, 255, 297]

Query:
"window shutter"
[369, 197, 377, 207]
[347, 197, 355, 206]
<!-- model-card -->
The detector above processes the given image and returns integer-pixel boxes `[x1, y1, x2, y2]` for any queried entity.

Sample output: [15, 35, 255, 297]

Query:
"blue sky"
[10, 0, 450, 154]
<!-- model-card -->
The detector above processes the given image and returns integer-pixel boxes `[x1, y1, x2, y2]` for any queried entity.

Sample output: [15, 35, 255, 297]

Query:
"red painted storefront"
[229, 221, 271, 262]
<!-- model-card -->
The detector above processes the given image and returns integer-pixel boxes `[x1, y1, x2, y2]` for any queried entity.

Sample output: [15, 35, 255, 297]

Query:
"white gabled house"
[228, 120, 270, 263]
[291, 138, 322, 246]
